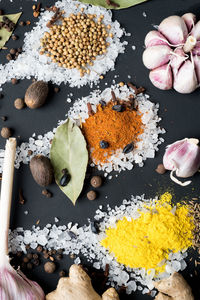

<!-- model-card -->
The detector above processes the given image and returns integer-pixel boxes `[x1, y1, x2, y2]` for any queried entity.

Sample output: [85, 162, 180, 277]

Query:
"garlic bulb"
[143, 13, 200, 94]
[163, 138, 200, 186]
[0, 138, 45, 300]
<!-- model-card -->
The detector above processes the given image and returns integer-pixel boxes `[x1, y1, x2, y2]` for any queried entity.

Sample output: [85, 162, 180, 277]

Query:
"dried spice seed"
[33, 253, 39, 260]
[155, 163, 166, 174]
[37, 245, 43, 252]
[10, 48, 16, 55]
[6, 53, 12, 61]
[42, 189, 52, 198]
[123, 143, 134, 154]
[23, 257, 29, 263]
[33, 259, 40, 266]
[90, 176, 102, 188]
[1, 127, 12, 138]
[112, 104, 124, 112]
[19, 21, 25, 26]
[27, 253, 33, 260]
[60, 172, 71, 187]
[111, 90, 117, 103]
[87, 190, 97, 201]
[14, 98, 24, 110]
[100, 140, 109, 149]
[54, 87, 60, 93]
[27, 262, 33, 270]
[56, 254, 62, 260]
[44, 262, 56, 273]
[11, 34, 18, 40]
[11, 78, 18, 85]
[59, 270, 65, 277]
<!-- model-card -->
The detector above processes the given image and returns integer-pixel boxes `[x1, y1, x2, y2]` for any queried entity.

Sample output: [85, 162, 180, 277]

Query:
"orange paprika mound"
[81, 101, 144, 164]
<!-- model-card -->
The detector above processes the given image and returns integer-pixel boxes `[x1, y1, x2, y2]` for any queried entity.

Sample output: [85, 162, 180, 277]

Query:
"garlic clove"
[0, 260, 45, 300]
[163, 138, 200, 186]
[194, 55, 200, 83]
[144, 30, 168, 48]
[192, 41, 200, 56]
[170, 47, 188, 76]
[142, 45, 171, 69]
[173, 60, 198, 93]
[149, 64, 172, 90]
[191, 20, 200, 40]
[159, 15, 188, 45]
[182, 13, 196, 31]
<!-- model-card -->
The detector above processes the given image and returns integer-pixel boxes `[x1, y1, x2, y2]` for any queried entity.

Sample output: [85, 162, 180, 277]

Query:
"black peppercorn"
[10, 48, 16, 55]
[12, 34, 18, 40]
[36, 245, 43, 252]
[33, 253, 39, 259]
[100, 140, 109, 149]
[123, 143, 134, 154]
[6, 54, 12, 61]
[60, 169, 70, 187]
[27, 253, 33, 260]
[23, 256, 29, 263]
[27, 262, 33, 270]
[112, 104, 125, 112]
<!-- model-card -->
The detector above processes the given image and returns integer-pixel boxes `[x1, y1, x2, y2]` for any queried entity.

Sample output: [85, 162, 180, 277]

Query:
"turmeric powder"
[101, 192, 194, 274]
[81, 101, 144, 164]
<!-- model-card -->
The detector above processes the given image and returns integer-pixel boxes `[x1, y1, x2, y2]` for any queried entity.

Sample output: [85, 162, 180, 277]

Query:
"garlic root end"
[170, 169, 191, 186]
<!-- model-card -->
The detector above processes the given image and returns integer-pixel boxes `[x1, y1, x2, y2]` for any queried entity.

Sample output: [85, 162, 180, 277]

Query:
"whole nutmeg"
[155, 163, 166, 174]
[90, 176, 102, 188]
[14, 98, 25, 110]
[30, 155, 54, 186]
[1, 127, 12, 139]
[87, 190, 97, 201]
[25, 81, 48, 109]
[44, 262, 56, 274]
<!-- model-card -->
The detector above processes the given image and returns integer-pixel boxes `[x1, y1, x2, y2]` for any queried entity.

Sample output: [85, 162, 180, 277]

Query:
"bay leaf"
[0, 12, 22, 49]
[50, 119, 88, 205]
[78, 0, 148, 9]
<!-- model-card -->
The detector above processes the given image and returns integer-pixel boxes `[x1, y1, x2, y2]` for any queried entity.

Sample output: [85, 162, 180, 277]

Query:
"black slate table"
[0, 0, 200, 299]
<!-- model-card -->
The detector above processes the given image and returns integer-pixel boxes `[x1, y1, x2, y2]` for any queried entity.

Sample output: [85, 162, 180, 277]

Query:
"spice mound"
[101, 192, 194, 274]
[40, 12, 112, 77]
[82, 100, 144, 164]
[0, 0, 126, 88]
[69, 84, 165, 173]
[9, 192, 196, 296]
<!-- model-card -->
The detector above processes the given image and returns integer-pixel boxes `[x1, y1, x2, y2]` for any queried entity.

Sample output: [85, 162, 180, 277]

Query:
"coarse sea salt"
[8, 195, 188, 295]
[0, 85, 165, 174]
[0, 0, 127, 89]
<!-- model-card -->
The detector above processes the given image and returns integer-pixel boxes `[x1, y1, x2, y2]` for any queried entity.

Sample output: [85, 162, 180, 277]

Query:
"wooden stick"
[0, 138, 16, 261]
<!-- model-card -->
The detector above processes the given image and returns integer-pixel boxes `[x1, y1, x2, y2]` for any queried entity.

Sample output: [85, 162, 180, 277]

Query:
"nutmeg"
[30, 155, 54, 186]
[25, 81, 48, 109]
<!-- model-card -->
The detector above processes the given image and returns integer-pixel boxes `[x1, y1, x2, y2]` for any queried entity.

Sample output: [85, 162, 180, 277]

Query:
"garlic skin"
[0, 260, 45, 300]
[182, 13, 196, 31]
[163, 138, 200, 186]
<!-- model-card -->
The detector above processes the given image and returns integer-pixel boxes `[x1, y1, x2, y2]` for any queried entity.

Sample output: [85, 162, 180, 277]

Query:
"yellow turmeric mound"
[82, 101, 144, 164]
[101, 193, 194, 274]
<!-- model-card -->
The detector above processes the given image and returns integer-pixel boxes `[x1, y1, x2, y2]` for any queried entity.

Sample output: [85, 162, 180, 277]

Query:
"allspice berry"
[155, 163, 166, 174]
[87, 190, 97, 201]
[1, 127, 12, 139]
[90, 176, 102, 188]
[44, 261, 56, 274]
[14, 98, 25, 110]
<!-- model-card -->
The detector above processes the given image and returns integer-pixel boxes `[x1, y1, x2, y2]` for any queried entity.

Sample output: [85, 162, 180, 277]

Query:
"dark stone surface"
[0, 0, 200, 299]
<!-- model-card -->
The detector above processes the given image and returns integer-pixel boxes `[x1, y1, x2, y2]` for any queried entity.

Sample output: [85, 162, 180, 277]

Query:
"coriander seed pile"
[40, 12, 112, 77]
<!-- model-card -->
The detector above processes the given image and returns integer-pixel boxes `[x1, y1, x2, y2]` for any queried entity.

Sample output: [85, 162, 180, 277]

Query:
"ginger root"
[46, 264, 120, 300]
[154, 272, 194, 300]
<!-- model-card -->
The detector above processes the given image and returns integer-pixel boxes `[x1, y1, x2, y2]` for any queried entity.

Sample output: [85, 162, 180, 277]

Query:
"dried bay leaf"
[0, 12, 22, 49]
[50, 119, 88, 205]
[78, 0, 148, 9]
